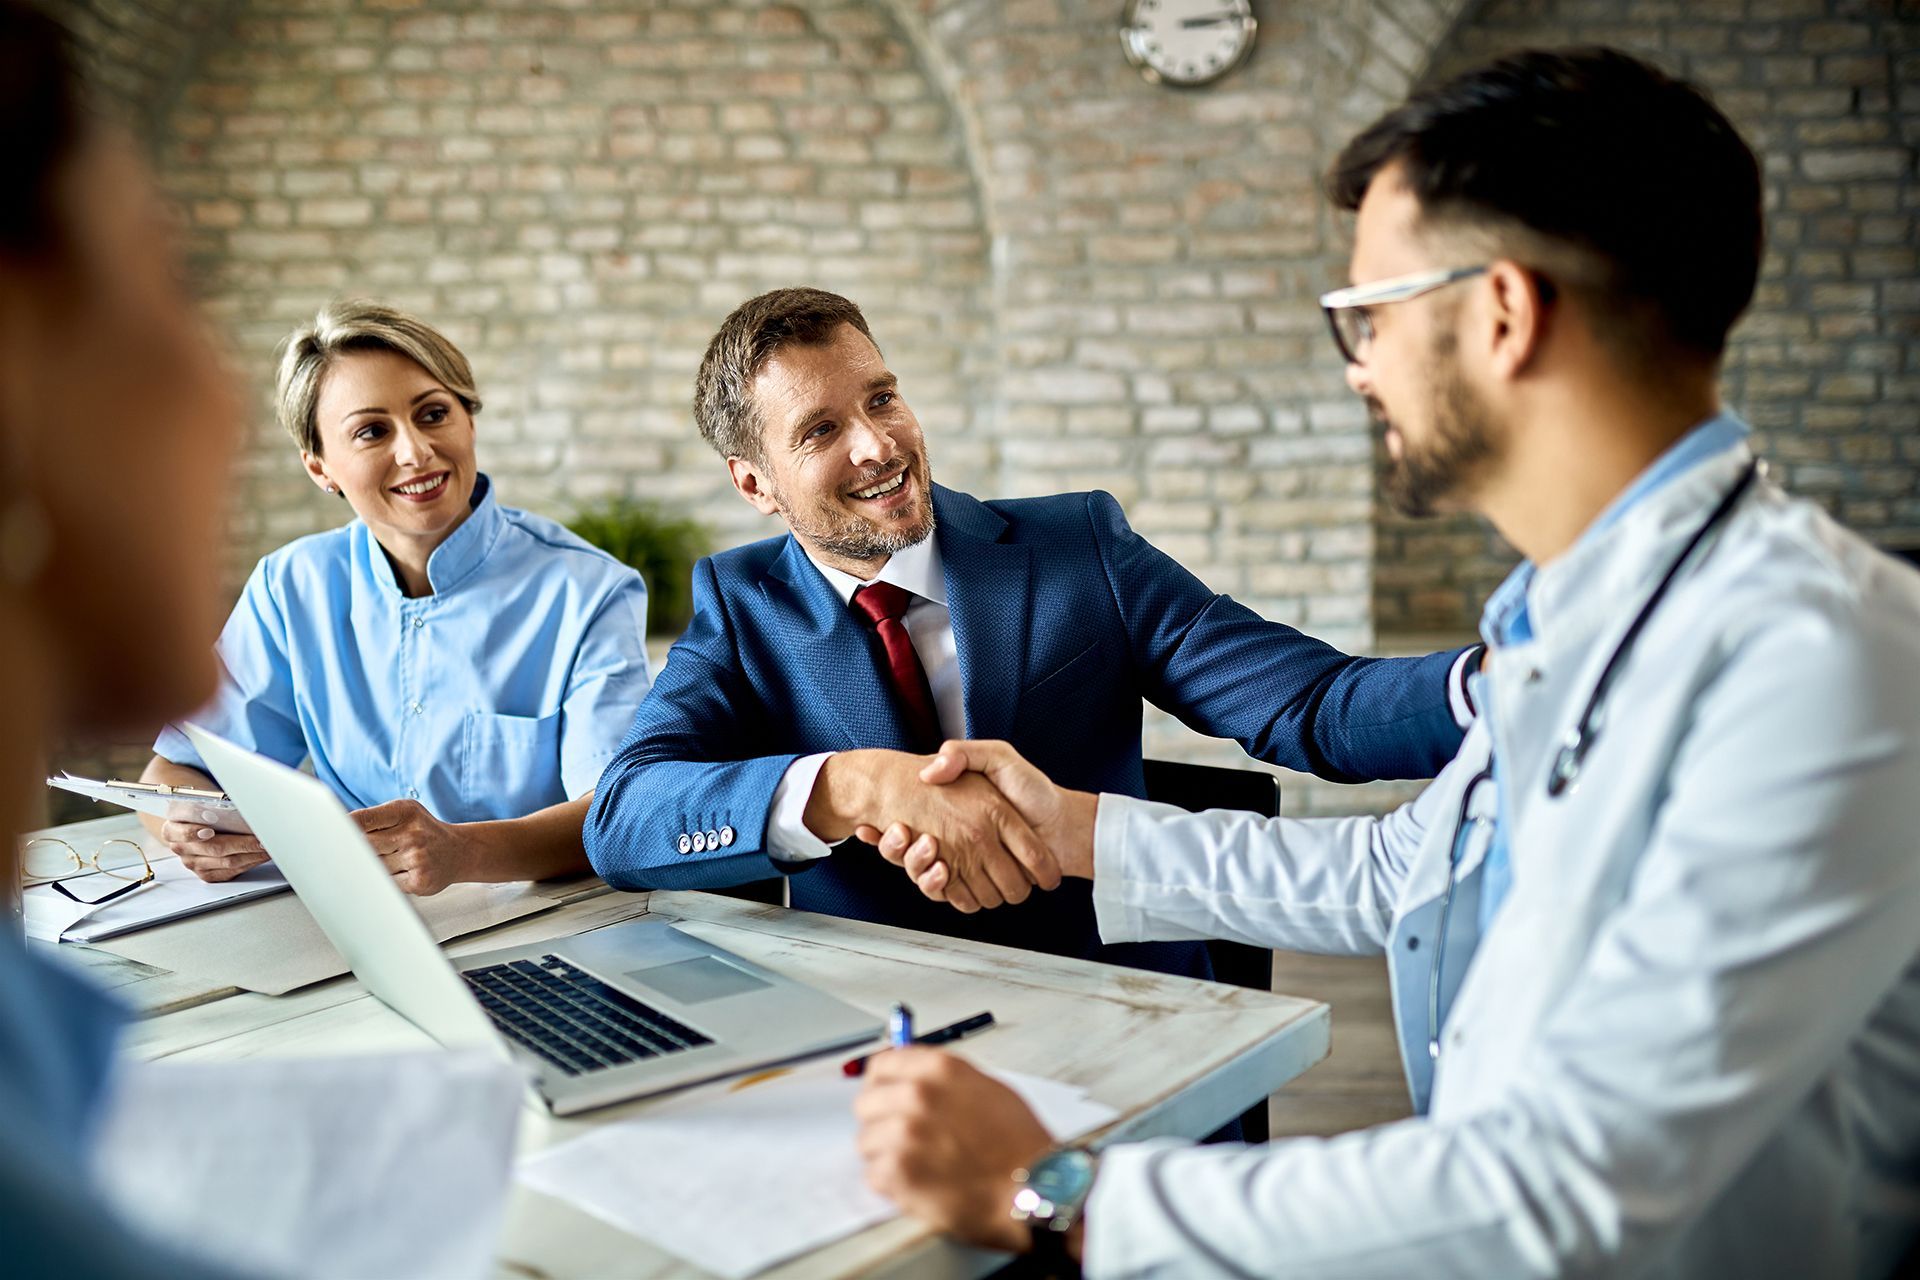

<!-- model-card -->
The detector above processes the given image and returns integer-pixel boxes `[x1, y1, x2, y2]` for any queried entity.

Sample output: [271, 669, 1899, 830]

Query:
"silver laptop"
[184, 724, 881, 1115]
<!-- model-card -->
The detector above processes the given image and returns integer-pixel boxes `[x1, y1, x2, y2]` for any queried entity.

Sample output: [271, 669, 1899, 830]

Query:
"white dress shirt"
[765, 536, 963, 861]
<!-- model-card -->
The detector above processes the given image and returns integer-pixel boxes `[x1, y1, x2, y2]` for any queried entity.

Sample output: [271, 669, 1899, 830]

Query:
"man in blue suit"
[585, 287, 1474, 979]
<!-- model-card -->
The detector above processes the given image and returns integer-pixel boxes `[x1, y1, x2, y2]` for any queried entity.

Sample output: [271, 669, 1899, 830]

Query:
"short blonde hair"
[274, 300, 481, 454]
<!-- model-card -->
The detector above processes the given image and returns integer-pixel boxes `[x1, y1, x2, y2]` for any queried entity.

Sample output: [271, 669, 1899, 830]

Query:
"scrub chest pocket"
[462, 709, 566, 817]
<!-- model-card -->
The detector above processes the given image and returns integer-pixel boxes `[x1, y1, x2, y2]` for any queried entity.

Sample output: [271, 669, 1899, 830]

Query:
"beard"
[1378, 334, 1498, 519]
[776, 449, 937, 561]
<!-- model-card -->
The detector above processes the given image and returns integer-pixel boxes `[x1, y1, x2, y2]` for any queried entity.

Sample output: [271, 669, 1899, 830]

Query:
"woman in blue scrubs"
[2, 5, 250, 1272]
[141, 300, 653, 894]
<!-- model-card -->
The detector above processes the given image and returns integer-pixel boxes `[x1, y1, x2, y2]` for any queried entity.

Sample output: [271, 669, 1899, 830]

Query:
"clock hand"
[1181, 13, 1239, 26]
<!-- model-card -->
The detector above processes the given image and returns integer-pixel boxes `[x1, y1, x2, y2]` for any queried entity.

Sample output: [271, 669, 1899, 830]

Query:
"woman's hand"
[160, 820, 271, 882]
[353, 799, 473, 896]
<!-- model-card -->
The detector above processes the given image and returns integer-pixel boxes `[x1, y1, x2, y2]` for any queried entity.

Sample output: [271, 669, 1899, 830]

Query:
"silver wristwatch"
[1012, 1145, 1099, 1235]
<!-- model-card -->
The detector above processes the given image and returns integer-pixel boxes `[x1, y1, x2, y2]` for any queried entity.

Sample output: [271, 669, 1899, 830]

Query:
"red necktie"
[851, 582, 942, 752]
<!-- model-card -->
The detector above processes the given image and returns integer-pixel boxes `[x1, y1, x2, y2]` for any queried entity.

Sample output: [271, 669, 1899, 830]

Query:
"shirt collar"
[360, 472, 503, 598]
[1480, 412, 1750, 649]
[804, 533, 948, 609]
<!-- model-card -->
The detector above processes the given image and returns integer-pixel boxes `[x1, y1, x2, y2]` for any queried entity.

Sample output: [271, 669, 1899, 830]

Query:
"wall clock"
[1120, 0, 1258, 88]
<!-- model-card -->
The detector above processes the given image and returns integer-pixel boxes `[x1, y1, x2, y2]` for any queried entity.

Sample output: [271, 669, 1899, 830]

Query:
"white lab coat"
[1083, 445, 1920, 1279]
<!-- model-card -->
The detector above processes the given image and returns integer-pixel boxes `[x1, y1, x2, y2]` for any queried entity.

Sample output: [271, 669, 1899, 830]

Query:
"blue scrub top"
[156, 475, 652, 818]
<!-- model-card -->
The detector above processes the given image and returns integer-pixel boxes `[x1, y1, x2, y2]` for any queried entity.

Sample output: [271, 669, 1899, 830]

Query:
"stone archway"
[883, 0, 1476, 658]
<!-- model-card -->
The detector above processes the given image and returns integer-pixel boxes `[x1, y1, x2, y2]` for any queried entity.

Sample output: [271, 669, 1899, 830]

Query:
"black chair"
[711, 877, 786, 907]
[1142, 758, 1281, 1143]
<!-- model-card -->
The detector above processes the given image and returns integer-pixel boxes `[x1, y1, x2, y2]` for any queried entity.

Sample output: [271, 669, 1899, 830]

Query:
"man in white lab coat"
[850, 46, 1920, 1279]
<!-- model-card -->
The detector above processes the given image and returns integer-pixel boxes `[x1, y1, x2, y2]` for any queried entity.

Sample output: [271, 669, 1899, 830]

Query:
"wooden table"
[28, 815, 1332, 1279]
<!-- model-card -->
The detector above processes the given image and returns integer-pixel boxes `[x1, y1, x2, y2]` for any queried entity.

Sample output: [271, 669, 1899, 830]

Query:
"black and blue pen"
[845, 1008, 996, 1076]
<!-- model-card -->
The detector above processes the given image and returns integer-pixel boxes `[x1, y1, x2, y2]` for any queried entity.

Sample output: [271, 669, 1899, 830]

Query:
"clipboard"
[48, 773, 253, 834]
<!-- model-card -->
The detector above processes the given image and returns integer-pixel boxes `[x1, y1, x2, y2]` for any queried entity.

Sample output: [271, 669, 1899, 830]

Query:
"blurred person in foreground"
[0, 2, 251, 1272]
[854, 48, 1920, 1279]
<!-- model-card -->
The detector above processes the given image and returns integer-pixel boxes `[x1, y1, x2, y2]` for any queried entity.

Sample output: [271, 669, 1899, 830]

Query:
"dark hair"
[0, 1, 87, 258]
[694, 287, 879, 462]
[1330, 47, 1763, 363]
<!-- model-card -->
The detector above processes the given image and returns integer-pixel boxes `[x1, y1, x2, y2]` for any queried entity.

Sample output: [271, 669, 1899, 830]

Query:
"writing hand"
[854, 1047, 1052, 1253]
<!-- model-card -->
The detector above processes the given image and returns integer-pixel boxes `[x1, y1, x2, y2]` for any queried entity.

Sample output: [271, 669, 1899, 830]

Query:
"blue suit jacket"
[586, 486, 1466, 978]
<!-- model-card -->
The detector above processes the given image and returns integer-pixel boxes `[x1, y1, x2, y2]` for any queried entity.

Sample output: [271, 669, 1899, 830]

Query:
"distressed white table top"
[26, 815, 1330, 1279]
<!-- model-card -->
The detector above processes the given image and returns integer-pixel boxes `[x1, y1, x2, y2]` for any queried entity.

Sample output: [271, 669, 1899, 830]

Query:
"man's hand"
[806, 750, 1062, 913]
[353, 799, 472, 896]
[860, 741, 1098, 907]
[161, 820, 270, 882]
[854, 1047, 1053, 1254]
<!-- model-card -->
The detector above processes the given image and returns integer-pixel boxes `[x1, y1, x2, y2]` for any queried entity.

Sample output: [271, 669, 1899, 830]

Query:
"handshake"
[802, 742, 1098, 913]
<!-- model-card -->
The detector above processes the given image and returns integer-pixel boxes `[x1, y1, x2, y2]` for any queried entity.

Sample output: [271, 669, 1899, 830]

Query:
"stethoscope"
[1426, 457, 1763, 1064]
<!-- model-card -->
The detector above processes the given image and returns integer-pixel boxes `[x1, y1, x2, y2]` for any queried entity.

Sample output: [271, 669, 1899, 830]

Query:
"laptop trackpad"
[627, 956, 771, 1004]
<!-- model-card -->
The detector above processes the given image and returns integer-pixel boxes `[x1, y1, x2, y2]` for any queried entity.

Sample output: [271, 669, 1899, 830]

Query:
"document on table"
[21, 851, 288, 943]
[94, 876, 556, 995]
[92, 1051, 525, 1279]
[516, 1060, 1118, 1279]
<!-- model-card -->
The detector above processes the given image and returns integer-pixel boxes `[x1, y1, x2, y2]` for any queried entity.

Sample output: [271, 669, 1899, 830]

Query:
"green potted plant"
[567, 499, 709, 638]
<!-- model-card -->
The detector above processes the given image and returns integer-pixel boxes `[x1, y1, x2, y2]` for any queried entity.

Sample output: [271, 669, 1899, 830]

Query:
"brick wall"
[153, 0, 997, 593]
[1374, 0, 1920, 635]
[49, 0, 231, 133]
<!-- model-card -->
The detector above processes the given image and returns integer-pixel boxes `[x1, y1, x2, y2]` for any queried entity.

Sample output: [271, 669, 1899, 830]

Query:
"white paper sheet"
[92, 1052, 526, 1279]
[516, 1062, 1118, 1279]
[21, 852, 288, 943]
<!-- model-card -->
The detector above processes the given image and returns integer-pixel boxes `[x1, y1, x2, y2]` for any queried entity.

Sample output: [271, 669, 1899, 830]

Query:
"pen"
[845, 1010, 995, 1076]
[888, 1001, 914, 1048]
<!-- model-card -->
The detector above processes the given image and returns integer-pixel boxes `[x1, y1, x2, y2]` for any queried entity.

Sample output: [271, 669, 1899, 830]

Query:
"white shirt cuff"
[1090, 793, 1145, 943]
[1081, 1138, 1198, 1280]
[766, 752, 837, 863]
[1448, 646, 1484, 729]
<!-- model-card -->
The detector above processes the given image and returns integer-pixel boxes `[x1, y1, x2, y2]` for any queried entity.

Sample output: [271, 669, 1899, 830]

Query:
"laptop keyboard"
[464, 955, 712, 1077]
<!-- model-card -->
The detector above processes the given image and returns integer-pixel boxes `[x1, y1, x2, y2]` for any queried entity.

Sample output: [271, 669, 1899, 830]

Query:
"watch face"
[1025, 1147, 1097, 1210]
[1121, 0, 1257, 88]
